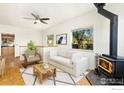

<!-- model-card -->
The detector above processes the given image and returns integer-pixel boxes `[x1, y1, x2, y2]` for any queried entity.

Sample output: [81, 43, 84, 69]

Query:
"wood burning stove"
[98, 56, 124, 78]
[98, 57, 112, 74]
[94, 3, 124, 78]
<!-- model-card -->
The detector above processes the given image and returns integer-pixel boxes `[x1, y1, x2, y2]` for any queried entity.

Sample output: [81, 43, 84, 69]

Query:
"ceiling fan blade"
[40, 18, 50, 20]
[40, 19, 48, 24]
[31, 13, 39, 19]
[24, 17, 35, 20]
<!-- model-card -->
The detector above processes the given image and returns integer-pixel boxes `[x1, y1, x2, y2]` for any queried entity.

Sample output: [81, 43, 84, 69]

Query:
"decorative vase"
[43, 63, 49, 69]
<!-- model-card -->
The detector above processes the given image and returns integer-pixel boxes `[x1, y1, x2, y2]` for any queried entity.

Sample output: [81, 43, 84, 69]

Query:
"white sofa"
[48, 49, 89, 77]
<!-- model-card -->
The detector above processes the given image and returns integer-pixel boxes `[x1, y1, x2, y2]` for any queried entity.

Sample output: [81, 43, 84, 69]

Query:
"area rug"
[20, 66, 84, 85]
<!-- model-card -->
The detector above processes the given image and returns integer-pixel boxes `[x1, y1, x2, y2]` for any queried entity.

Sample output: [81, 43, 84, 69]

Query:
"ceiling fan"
[24, 13, 50, 24]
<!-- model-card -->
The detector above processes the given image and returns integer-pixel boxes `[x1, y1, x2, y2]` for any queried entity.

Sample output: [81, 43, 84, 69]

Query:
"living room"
[0, 2, 124, 88]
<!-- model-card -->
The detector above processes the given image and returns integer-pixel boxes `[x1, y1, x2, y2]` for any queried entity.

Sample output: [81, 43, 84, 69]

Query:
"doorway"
[1, 33, 15, 61]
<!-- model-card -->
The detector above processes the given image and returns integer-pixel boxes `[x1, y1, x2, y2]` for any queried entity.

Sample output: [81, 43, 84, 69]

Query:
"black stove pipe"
[94, 3, 118, 58]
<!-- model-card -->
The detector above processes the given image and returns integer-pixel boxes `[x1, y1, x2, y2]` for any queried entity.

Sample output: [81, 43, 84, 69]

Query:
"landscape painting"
[72, 27, 93, 50]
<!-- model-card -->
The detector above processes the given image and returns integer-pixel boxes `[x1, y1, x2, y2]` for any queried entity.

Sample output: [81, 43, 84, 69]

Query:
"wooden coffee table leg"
[33, 68, 36, 75]
[39, 74, 43, 84]
[53, 68, 56, 77]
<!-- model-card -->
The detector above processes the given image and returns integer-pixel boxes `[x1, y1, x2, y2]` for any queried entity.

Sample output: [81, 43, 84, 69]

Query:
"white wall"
[41, 10, 110, 54]
[41, 10, 102, 69]
[0, 24, 42, 56]
[41, 4, 124, 69]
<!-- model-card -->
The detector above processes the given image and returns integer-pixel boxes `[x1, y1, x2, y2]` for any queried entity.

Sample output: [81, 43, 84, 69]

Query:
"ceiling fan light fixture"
[24, 13, 50, 24]
[34, 21, 37, 24]
[36, 19, 41, 23]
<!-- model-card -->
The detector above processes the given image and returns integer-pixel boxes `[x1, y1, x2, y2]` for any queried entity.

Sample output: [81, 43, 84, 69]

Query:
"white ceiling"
[0, 3, 95, 31]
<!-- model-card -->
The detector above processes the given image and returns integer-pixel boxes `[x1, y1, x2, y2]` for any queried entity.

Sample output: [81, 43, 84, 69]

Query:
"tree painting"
[72, 27, 93, 50]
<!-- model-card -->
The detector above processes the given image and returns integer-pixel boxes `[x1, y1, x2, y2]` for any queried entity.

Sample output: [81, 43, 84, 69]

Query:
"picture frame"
[47, 34, 54, 46]
[72, 27, 93, 50]
[56, 33, 67, 45]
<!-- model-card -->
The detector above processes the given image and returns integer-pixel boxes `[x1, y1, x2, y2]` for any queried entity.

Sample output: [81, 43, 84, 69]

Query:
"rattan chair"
[23, 50, 41, 68]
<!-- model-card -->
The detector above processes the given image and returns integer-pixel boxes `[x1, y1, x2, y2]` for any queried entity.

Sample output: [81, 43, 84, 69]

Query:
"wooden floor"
[77, 77, 91, 85]
[0, 58, 25, 85]
[0, 58, 91, 85]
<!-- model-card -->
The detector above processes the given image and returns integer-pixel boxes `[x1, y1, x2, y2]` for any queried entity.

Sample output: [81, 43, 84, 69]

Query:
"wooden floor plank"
[0, 58, 25, 85]
[0, 58, 91, 86]
[77, 77, 91, 85]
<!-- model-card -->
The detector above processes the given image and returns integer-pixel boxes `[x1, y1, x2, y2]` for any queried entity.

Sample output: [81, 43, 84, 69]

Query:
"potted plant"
[26, 40, 37, 55]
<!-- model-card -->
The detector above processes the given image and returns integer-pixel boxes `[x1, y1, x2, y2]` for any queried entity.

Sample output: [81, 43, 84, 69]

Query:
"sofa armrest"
[72, 53, 89, 76]
[23, 54, 28, 62]
[36, 53, 42, 60]
[71, 52, 84, 62]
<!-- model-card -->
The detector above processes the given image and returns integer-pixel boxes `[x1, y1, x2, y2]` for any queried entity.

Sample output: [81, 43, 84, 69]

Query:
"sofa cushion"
[58, 51, 75, 59]
[50, 56, 73, 68]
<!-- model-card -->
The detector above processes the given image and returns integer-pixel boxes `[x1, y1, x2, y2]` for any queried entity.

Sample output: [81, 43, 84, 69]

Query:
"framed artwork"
[47, 35, 54, 46]
[56, 34, 67, 45]
[72, 27, 93, 50]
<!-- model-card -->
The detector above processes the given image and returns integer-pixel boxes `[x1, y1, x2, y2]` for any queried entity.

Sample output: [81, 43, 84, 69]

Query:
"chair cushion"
[27, 55, 40, 62]
[50, 56, 73, 68]
[28, 55, 35, 58]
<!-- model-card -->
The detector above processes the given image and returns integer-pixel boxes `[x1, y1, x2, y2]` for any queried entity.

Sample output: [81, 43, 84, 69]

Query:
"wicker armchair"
[0, 58, 5, 76]
[23, 50, 41, 68]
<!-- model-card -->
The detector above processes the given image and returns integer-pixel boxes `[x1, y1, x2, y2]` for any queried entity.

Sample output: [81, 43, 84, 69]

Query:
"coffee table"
[33, 63, 56, 84]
